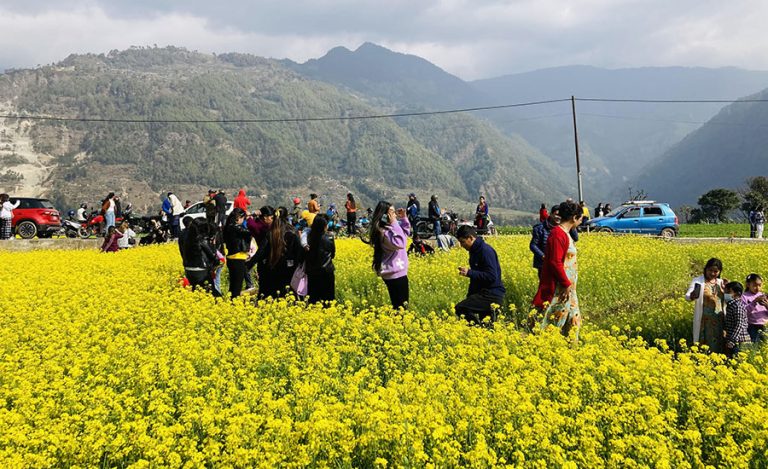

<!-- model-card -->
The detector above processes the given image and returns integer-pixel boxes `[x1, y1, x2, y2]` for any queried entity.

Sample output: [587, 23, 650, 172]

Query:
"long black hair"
[557, 200, 582, 222]
[103, 192, 115, 204]
[308, 214, 329, 263]
[369, 201, 392, 274]
[226, 208, 246, 226]
[347, 193, 356, 210]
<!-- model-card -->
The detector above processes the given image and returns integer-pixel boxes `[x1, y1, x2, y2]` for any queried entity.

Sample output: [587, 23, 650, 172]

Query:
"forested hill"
[629, 88, 768, 206]
[0, 46, 570, 213]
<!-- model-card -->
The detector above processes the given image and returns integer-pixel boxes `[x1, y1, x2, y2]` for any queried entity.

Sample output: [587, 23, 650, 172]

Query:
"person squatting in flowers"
[455, 225, 505, 326]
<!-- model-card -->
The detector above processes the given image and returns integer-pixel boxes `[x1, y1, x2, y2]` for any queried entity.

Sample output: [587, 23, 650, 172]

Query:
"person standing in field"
[167, 192, 184, 239]
[539, 203, 549, 223]
[370, 201, 411, 309]
[223, 208, 252, 298]
[475, 196, 489, 229]
[685, 258, 727, 353]
[742, 273, 768, 344]
[755, 206, 765, 239]
[579, 201, 590, 226]
[455, 225, 505, 326]
[406, 193, 420, 225]
[533, 200, 583, 342]
[594, 203, 604, 218]
[306, 214, 336, 305]
[102, 192, 117, 231]
[234, 189, 251, 212]
[204, 189, 217, 230]
[182, 219, 220, 297]
[0, 193, 20, 240]
[530, 205, 561, 279]
[345, 193, 357, 237]
[723, 281, 750, 358]
[308, 193, 320, 214]
[254, 214, 302, 299]
[214, 190, 228, 228]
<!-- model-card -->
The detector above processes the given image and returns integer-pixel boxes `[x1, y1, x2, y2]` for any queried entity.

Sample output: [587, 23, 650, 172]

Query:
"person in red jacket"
[233, 189, 251, 211]
[539, 203, 549, 223]
[533, 200, 583, 341]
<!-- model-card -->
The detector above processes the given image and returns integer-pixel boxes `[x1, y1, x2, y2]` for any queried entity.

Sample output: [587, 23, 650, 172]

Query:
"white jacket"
[169, 194, 185, 215]
[685, 275, 726, 343]
[1, 200, 20, 219]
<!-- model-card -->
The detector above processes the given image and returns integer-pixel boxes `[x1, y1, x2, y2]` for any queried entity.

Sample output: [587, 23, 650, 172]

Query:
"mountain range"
[0, 43, 767, 216]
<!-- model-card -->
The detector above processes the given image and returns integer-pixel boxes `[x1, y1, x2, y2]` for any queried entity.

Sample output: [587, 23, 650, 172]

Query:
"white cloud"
[1, 1, 768, 79]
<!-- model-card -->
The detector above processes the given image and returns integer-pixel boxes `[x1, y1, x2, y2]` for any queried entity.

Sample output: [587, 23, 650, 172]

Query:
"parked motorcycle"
[414, 211, 458, 239]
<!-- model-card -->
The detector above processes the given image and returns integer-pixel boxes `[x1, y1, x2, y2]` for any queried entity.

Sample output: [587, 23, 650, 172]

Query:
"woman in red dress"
[533, 200, 583, 341]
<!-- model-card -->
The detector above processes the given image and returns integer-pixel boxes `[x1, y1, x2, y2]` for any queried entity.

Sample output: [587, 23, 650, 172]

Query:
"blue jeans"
[433, 218, 442, 248]
[105, 211, 116, 229]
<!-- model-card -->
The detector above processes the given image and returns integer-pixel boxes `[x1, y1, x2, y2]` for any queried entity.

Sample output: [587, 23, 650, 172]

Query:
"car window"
[185, 203, 206, 214]
[622, 207, 642, 218]
[39, 200, 55, 209]
[643, 206, 663, 217]
[13, 199, 31, 209]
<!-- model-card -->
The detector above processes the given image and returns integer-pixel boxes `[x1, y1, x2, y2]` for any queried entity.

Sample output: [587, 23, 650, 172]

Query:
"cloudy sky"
[1, 0, 767, 80]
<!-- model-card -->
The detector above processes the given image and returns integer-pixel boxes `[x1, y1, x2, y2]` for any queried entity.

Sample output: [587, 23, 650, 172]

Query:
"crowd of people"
[10, 185, 759, 351]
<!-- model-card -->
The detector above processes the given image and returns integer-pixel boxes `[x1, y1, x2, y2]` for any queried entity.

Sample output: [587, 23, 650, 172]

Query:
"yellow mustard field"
[2, 236, 768, 467]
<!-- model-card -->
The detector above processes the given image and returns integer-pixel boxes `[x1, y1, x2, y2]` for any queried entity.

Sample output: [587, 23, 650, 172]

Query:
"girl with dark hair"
[369, 201, 411, 309]
[306, 214, 336, 304]
[685, 257, 726, 352]
[533, 200, 583, 341]
[254, 215, 301, 299]
[539, 203, 548, 223]
[223, 208, 252, 298]
[183, 219, 221, 296]
[345, 193, 357, 237]
[100, 225, 123, 253]
[102, 192, 117, 231]
[742, 273, 768, 344]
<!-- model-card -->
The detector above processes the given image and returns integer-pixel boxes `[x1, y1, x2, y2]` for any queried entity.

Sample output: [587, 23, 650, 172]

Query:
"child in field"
[685, 258, 726, 352]
[408, 233, 434, 257]
[724, 281, 750, 358]
[742, 273, 768, 344]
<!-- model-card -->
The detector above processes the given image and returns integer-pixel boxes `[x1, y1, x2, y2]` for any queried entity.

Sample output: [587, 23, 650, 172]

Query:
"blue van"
[585, 201, 679, 237]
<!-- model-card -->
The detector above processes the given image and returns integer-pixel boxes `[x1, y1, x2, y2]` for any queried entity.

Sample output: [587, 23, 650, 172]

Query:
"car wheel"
[415, 221, 432, 239]
[660, 228, 676, 238]
[599, 227, 613, 234]
[16, 221, 37, 239]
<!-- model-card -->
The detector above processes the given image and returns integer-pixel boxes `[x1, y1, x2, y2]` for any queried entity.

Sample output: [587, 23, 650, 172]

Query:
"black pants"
[750, 223, 757, 238]
[228, 259, 247, 298]
[347, 212, 356, 236]
[308, 271, 335, 305]
[455, 291, 504, 326]
[186, 269, 222, 297]
[384, 276, 409, 309]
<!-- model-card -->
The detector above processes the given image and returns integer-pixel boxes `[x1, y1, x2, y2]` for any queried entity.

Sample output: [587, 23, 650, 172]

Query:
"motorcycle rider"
[406, 193, 420, 224]
[76, 203, 88, 222]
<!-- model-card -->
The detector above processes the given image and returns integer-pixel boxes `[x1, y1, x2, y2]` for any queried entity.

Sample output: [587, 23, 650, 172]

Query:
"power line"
[575, 97, 768, 104]
[0, 98, 571, 124]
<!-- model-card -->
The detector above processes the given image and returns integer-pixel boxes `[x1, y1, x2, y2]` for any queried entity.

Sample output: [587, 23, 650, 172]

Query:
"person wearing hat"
[406, 193, 420, 224]
[290, 197, 302, 226]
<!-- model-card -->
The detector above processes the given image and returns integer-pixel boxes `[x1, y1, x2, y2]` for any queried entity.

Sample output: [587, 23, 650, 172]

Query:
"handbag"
[290, 261, 308, 297]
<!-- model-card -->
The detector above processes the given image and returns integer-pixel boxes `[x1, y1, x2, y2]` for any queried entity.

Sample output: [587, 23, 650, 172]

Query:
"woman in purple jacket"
[370, 201, 411, 309]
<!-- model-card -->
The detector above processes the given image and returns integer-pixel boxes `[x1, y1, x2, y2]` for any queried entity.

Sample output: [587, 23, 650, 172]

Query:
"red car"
[9, 197, 62, 239]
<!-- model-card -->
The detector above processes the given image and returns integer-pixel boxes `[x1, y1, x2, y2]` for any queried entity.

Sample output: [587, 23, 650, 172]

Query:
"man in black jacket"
[456, 225, 505, 326]
[214, 190, 228, 228]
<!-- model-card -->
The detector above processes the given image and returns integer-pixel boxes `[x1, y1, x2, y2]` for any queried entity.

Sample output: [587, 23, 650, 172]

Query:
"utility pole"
[571, 96, 583, 202]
